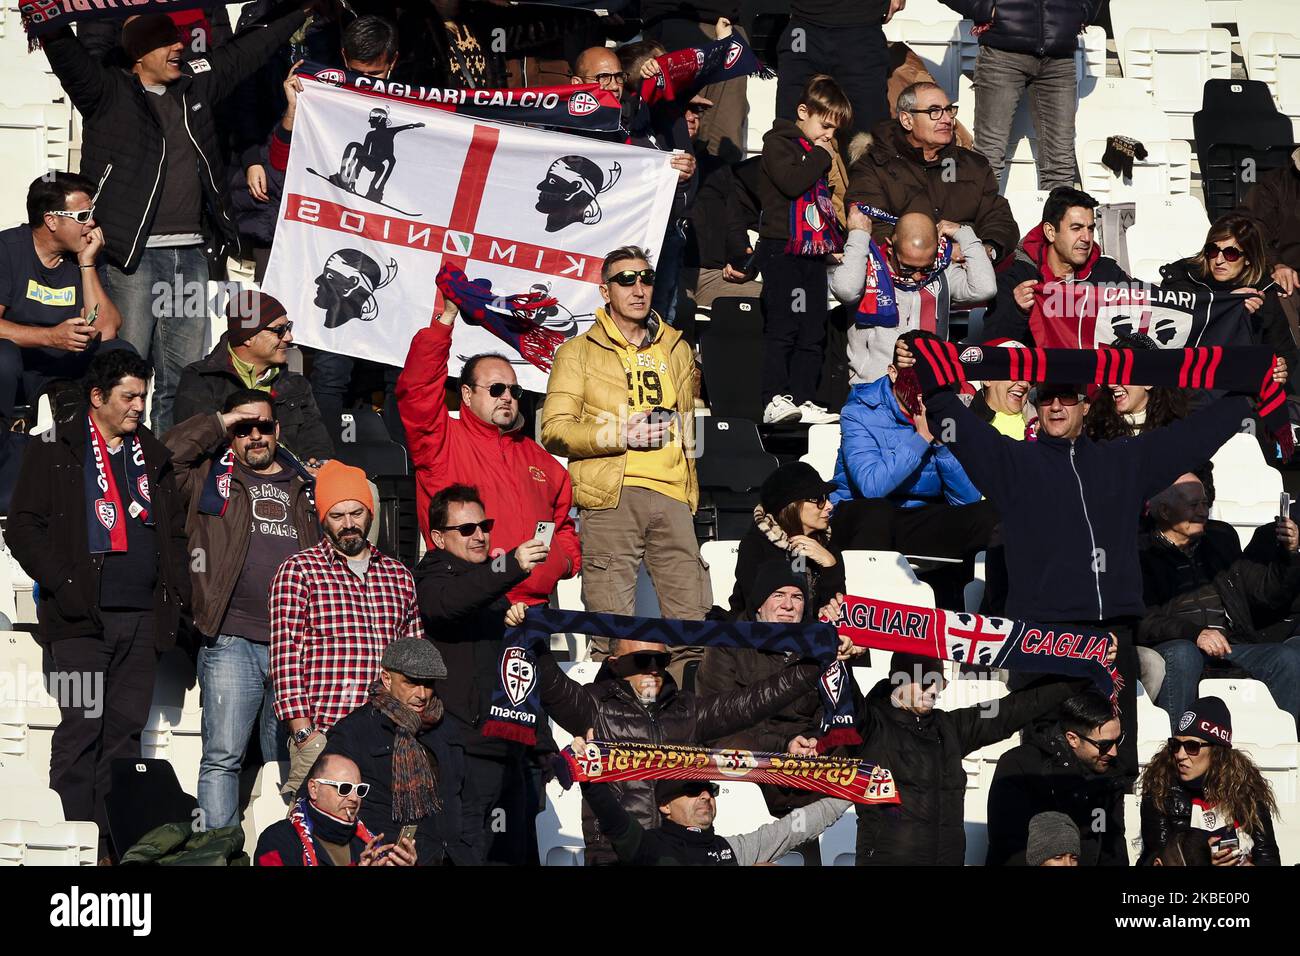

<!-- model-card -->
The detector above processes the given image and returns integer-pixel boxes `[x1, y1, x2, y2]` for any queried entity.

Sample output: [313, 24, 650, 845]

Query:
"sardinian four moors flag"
[261, 78, 678, 391]
[1028, 282, 1257, 350]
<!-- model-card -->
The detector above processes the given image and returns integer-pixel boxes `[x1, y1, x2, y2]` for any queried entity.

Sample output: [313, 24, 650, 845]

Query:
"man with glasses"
[255, 753, 417, 866]
[847, 82, 1019, 267]
[542, 245, 708, 674]
[1138, 470, 1300, 725]
[413, 483, 549, 864]
[987, 691, 1130, 866]
[174, 289, 333, 468]
[0, 173, 133, 422]
[396, 295, 580, 612]
[165, 387, 320, 831]
[323, 637, 458, 865]
[570, 47, 626, 96]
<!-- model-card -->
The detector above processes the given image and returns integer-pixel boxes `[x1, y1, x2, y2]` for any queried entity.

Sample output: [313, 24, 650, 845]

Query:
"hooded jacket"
[923, 385, 1254, 623]
[832, 376, 983, 509]
[397, 319, 580, 606]
[940, 0, 1099, 58]
[541, 308, 698, 513]
[1238, 146, 1300, 271]
[850, 676, 1080, 865]
[845, 120, 1020, 263]
[173, 335, 333, 463]
[537, 651, 822, 865]
[1137, 523, 1300, 648]
[7, 411, 191, 645]
[986, 724, 1129, 865]
[984, 222, 1135, 345]
[1139, 777, 1281, 866]
[755, 118, 835, 244]
[40, 7, 307, 272]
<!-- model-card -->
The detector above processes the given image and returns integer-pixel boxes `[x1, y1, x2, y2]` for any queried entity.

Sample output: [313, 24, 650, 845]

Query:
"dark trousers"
[0, 337, 136, 418]
[452, 745, 530, 865]
[776, 20, 890, 139]
[832, 498, 998, 608]
[308, 349, 405, 443]
[758, 243, 828, 406]
[48, 611, 158, 848]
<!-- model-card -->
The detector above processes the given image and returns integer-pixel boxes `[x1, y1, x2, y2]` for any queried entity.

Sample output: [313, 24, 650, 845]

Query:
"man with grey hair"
[846, 81, 1019, 264]
[541, 245, 708, 676]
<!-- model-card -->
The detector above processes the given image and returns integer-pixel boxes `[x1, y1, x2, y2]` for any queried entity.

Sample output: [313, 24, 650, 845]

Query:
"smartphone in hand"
[533, 520, 556, 548]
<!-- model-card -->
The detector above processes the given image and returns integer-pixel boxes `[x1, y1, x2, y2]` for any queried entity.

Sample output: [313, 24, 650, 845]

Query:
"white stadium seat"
[1198, 678, 1299, 795]
[1077, 138, 1193, 205]
[1075, 77, 1172, 145]
[1110, 0, 1212, 54]
[536, 777, 586, 866]
[1120, 29, 1232, 139]
[1243, 32, 1300, 141]
[884, 19, 969, 99]
[244, 760, 291, 847]
[743, 76, 777, 157]
[1003, 189, 1050, 238]
[1124, 196, 1211, 283]
[841, 550, 936, 608]
[1209, 433, 1284, 548]
[552, 575, 589, 660]
[0, 818, 98, 865]
[699, 539, 740, 609]
[1136, 683, 1173, 767]
[799, 422, 840, 481]
[0, 756, 66, 826]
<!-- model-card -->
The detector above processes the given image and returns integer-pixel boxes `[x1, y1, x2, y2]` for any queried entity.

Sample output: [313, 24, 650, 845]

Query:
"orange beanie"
[314, 460, 374, 520]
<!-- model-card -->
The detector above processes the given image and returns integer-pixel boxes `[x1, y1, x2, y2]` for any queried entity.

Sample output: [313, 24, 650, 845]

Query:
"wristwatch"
[291, 725, 315, 745]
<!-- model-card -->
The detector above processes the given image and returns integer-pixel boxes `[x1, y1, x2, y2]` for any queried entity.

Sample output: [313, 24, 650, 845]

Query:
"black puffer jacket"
[1139, 778, 1281, 865]
[41, 6, 306, 271]
[171, 335, 333, 461]
[986, 724, 1129, 865]
[538, 652, 822, 865]
[941, 0, 1098, 58]
[851, 676, 1080, 865]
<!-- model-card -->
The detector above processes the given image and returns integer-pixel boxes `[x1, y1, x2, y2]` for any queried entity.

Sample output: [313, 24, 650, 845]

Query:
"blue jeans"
[651, 218, 688, 327]
[105, 245, 210, 434]
[197, 634, 281, 829]
[1155, 636, 1300, 724]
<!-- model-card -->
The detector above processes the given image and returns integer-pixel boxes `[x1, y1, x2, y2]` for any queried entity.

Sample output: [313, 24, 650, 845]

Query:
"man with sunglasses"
[255, 753, 417, 866]
[165, 387, 321, 831]
[396, 297, 579, 615]
[174, 290, 332, 469]
[0, 173, 131, 421]
[543, 245, 709, 672]
[987, 691, 1130, 866]
[413, 483, 550, 864]
[847, 82, 1019, 267]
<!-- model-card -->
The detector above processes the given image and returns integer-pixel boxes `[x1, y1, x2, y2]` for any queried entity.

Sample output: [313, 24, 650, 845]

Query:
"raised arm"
[727, 797, 851, 865]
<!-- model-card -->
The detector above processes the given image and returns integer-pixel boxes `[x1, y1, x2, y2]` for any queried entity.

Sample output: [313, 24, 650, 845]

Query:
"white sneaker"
[797, 401, 840, 424]
[763, 394, 802, 424]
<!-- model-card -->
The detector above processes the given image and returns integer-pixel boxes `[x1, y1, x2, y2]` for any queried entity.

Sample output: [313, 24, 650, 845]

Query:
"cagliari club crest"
[501, 646, 536, 707]
[95, 498, 117, 531]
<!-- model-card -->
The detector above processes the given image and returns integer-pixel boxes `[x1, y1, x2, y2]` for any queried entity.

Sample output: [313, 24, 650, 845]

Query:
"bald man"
[571, 47, 627, 100]
[831, 208, 996, 384]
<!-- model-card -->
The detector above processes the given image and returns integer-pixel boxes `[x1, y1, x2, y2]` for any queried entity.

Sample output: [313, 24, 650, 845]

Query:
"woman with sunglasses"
[1138, 696, 1280, 865]
[1159, 214, 1296, 386]
[726, 461, 843, 619]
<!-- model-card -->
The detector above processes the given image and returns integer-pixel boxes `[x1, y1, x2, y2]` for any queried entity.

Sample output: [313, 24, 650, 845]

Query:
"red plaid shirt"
[270, 538, 423, 731]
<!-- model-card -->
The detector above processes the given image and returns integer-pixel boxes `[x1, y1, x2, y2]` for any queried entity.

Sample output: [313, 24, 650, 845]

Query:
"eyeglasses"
[1203, 242, 1244, 263]
[471, 382, 524, 400]
[262, 321, 293, 339]
[905, 104, 959, 121]
[889, 250, 933, 280]
[47, 206, 95, 225]
[440, 519, 494, 536]
[1168, 737, 1214, 757]
[678, 782, 719, 798]
[1078, 731, 1126, 754]
[313, 778, 370, 798]
[606, 269, 656, 287]
[1034, 391, 1084, 407]
[577, 71, 625, 86]
[803, 495, 829, 508]
[615, 651, 671, 673]
[231, 419, 276, 437]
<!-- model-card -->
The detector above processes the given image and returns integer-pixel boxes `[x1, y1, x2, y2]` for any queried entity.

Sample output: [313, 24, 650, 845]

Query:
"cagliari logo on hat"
[1178, 711, 1195, 732]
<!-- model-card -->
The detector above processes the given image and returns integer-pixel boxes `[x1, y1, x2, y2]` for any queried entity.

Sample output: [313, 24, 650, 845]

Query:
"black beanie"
[747, 559, 809, 618]
[122, 14, 181, 63]
[1176, 696, 1233, 748]
[889, 651, 944, 687]
[759, 461, 837, 515]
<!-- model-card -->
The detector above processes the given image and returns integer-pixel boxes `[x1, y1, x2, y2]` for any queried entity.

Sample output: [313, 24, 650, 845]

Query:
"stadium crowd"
[1, 0, 1299, 867]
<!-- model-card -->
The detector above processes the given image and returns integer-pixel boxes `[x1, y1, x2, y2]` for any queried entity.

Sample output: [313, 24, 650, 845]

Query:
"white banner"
[262, 80, 679, 390]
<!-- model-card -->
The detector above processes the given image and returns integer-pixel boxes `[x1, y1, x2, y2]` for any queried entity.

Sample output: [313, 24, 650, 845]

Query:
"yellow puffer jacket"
[541, 310, 699, 512]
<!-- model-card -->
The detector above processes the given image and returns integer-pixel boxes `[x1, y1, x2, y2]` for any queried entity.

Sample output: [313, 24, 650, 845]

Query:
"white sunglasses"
[313, 778, 370, 798]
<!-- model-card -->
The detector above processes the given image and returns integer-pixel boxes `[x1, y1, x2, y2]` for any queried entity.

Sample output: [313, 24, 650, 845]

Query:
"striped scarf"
[436, 263, 567, 372]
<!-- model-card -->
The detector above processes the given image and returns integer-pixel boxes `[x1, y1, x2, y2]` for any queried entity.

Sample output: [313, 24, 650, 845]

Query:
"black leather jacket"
[1139, 781, 1281, 866]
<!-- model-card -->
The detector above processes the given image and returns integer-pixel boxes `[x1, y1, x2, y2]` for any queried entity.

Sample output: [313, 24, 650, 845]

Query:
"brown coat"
[1239, 147, 1300, 271]
[165, 412, 320, 637]
[845, 119, 1020, 261]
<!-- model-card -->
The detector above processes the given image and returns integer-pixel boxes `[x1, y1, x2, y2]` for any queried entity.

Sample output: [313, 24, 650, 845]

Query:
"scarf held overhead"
[20, 0, 207, 41]
[1027, 283, 1256, 351]
[555, 740, 900, 806]
[436, 263, 567, 372]
[640, 33, 774, 106]
[905, 332, 1293, 459]
[84, 414, 152, 554]
[484, 608, 860, 749]
[297, 61, 623, 132]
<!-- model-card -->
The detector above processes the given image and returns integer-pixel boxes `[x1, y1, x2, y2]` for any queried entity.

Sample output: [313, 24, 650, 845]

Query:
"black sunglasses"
[615, 651, 671, 673]
[606, 269, 656, 287]
[1168, 737, 1215, 757]
[441, 519, 494, 536]
[263, 321, 294, 339]
[803, 495, 829, 508]
[231, 419, 276, 437]
[1034, 390, 1084, 407]
[1203, 242, 1244, 263]
[472, 382, 524, 400]
[678, 781, 719, 798]
[1078, 731, 1126, 754]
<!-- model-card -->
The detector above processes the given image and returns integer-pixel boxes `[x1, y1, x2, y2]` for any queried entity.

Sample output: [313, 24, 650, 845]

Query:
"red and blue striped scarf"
[435, 263, 567, 373]
[197, 446, 315, 517]
[84, 414, 151, 554]
[786, 139, 844, 257]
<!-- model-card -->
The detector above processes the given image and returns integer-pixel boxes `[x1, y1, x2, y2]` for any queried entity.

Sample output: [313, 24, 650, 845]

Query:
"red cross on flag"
[262, 81, 679, 391]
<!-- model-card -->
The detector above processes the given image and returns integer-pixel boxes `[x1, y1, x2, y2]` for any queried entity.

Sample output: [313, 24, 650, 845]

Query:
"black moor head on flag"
[314, 248, 398, 329]
[535, 155, 622, 232]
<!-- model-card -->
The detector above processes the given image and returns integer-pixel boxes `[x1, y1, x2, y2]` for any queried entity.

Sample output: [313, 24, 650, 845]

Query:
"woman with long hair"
[1138, 696, 1281, 865]
[726, 461, 843, 620]
[1084, 332, 1190, 441]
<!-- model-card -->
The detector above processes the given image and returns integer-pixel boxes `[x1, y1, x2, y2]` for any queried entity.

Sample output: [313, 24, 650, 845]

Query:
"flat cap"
[380, 638, 447, 680]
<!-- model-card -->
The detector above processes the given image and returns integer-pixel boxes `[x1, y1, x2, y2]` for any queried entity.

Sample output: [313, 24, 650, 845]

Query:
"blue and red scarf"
[786, 139, 843, 257]
[288, 797, 376, 867]
[852, 204, 954, 329]
[435, 263, 568, 373]
[84, 414, 152, 554]
[197, 446, 315, 517]
[640, 33, 774, 106]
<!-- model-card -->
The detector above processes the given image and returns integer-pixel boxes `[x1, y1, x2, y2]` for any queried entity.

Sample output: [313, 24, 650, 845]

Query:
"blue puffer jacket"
[831, 376, 982, 509]
[941, 0, 1098, 58]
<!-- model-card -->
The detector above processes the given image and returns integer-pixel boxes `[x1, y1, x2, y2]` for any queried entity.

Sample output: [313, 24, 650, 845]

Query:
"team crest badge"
[96, 499, 117, 531]
[820, 663, 844, 702]
[568, 91, 599, 116]
[501, 646, 536, 707]
[724, 41, 742, 70]
[713, 749, 756, 777]
[136, 474, 151, 503]
[959, 346, 983, 364]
